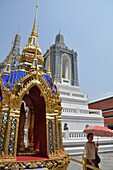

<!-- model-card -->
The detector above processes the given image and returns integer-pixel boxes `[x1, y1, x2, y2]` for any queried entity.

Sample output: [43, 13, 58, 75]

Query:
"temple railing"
[70, 153, 102, 170]
[63, 130, 113, 140]
[62, 130, 86, 139]
[62, 108, 102, 115]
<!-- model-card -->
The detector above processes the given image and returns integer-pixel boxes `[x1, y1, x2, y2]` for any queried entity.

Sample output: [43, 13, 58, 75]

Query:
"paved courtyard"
[68, 152, 113, 170]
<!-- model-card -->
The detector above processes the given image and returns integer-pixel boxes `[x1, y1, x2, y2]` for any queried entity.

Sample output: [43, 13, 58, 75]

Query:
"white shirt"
[85, 142, 96, 160]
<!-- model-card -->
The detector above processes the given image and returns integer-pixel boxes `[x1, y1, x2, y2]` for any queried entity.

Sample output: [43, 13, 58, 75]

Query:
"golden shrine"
[0, 2, 69, 170]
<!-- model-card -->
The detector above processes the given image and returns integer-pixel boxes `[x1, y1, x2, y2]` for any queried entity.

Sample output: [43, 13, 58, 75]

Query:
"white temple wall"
[62, 114, 104, 130]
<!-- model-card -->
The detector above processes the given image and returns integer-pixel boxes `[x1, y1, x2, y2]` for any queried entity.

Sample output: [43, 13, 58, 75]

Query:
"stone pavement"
[68, 152, 113, 170]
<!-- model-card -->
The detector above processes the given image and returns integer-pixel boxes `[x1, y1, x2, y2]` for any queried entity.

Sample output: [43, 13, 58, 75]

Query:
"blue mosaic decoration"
[8, 118, 17, 155]
[0, 96, 2, 101]
[2, 70, 27, 91]
[0, 87, 2, 101]
[48, 120, 54, 152]
[33, 59, 37, 67]
[2, 74, 9, 87]
[6, 65, 10, 72]
[42, 74, 57, 93]
[0, 112, 8, 152]
[43, 74, 52, 89]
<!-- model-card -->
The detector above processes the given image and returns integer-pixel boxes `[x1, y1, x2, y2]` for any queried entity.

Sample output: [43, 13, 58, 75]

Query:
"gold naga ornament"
[0, 2, 69, 170]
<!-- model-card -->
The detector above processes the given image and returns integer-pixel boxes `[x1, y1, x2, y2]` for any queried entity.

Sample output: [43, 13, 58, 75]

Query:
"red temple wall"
[88, 97, 113, 127]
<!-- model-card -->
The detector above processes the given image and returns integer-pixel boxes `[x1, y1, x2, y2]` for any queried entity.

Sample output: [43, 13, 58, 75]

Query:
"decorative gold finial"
[21, 0, 42, 62]
[20, 0, 44, 68]
[31, 0, 38, 37]
[47, 43, 52, 77]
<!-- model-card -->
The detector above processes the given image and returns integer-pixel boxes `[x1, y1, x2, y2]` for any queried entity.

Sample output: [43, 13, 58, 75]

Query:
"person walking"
[84, 132, 100, 170]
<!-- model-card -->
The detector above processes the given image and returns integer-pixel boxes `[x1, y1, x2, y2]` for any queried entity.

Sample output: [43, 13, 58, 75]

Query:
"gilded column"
[4, 112, 12, 158]
[48, 117, 55, 155]
[46, 116, 49, 155]
[58, 116, 63, 149]
[52, 118, 55, 155]
[55, 115, 58, 151]
[0, 106, 9, 157]
[14, 112, 20, 158]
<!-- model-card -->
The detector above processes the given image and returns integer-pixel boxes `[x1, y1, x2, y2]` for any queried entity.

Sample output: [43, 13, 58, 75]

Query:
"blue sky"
[0, 0, 113, 101]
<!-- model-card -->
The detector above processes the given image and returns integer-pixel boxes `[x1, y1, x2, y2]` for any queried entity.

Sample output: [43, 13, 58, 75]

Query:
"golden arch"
[0, 71, 62, 159]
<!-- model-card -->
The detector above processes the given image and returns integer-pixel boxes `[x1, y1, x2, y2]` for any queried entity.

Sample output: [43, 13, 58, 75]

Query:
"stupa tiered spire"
[47, 43, 52, 77]
[3, 37, 14, 74]
[19, 0, 43, 67]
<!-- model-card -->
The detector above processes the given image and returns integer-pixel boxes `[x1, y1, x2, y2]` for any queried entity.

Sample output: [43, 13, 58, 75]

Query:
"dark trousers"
[86, 159, 99, 170]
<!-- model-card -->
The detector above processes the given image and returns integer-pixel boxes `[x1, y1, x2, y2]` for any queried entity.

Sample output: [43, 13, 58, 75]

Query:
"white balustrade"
[63, 130, 86, 140]
[62, 108, 102, 115]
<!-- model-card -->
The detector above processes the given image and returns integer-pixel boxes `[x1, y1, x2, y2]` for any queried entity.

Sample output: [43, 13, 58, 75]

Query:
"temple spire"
[7, 33, 14, 64]
[3, 35, 15, 74]
[47, 43, 51, 77]
[31, 0, 38, 37]
[20, 0, 44, 68]
[22, 0, 42, 57]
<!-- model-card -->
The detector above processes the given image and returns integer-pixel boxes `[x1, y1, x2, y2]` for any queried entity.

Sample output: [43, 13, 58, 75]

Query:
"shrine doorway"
[17, 85, 47, 157]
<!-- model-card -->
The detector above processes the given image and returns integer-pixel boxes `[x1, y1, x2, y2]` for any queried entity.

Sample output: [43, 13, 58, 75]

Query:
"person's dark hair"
[87, 132, 93, 139]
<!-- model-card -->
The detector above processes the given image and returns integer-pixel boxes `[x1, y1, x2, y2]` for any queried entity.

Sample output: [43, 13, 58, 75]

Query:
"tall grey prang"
[43, 32, 79, 87]
[0, 33, 21, 73]
[43, 32, 104, 155]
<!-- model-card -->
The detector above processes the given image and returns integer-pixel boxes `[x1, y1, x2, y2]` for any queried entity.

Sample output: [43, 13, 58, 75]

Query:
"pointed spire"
[22, 0, 42, 57]
[31, 1, 38, 37]
[7, 33, 14, 64]
[3, 34, 14, 74]
[20, 0, 44, 68]
[47, 43, 51, 77]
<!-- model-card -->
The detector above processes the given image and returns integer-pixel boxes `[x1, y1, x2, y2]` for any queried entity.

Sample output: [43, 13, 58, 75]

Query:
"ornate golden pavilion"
[0, 3, 69, 170]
